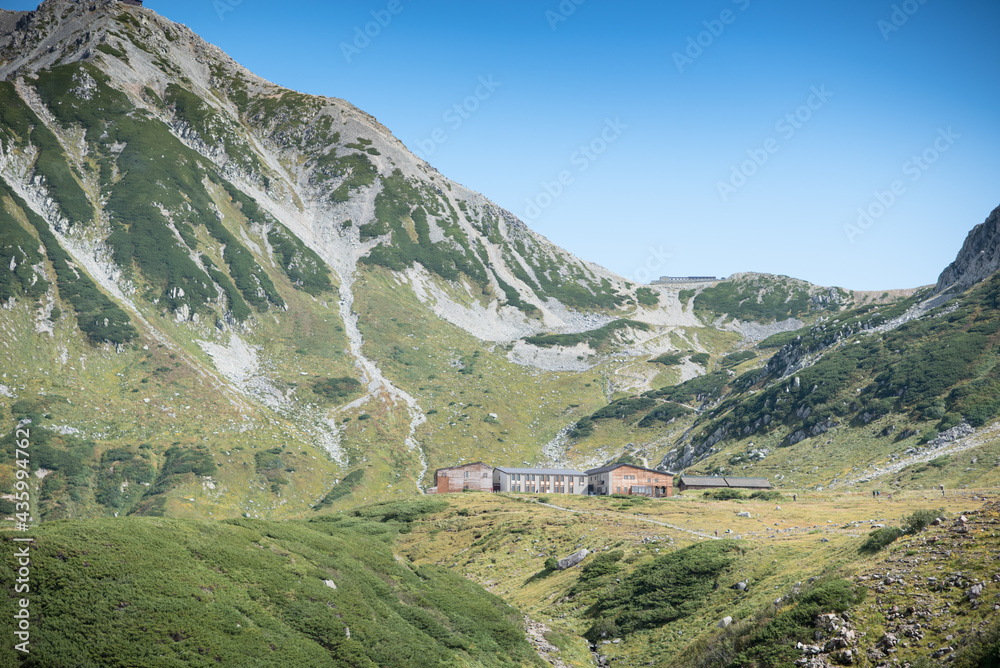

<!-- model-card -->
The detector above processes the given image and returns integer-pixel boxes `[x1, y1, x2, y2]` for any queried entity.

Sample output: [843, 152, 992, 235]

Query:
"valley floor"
[397, 488, 1000, 667]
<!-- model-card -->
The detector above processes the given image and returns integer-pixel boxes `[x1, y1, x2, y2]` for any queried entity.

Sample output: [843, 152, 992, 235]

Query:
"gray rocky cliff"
[935, 205, 1000, 295]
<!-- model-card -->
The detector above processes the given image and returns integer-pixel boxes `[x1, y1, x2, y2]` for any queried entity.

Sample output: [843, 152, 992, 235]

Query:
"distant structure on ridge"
[650, 276, 717, 285]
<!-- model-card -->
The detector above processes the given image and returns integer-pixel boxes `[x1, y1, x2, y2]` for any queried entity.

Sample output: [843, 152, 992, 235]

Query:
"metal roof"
[678, 476, 730, 487]
[585, 463, 670, 476]
[724, 477, 771, 488]
[494, 467, 586, 476]
[436, 462, 491, 470]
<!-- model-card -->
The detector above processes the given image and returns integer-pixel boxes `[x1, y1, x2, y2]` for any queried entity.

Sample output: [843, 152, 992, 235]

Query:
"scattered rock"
[556, 549, 589, 570]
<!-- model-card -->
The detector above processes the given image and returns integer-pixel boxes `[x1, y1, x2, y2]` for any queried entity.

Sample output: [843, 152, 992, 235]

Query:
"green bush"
[635, 287, 659, 306]
[702, 489, 745, 501]
[585, 541, 743, 641]
[859, 526, 904, 553]
[524, 319, 651, 351]
[903, 508, 940, 534]
[592, 397, 657, 421]
[637, 402, 693, 428]
[649, 353, 683, 367]
[728, 579, 865, 667]
[722, 351, 757, 367]
[312, 376, 363, 402]
[569, 417, 594, 439]
[952, 615, 1000, 668]
[690, 353, 711, 367]
[315, 469, 365, 509]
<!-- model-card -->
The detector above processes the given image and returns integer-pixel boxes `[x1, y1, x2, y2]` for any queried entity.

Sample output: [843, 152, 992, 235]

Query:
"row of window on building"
[432, 462, 675, 498]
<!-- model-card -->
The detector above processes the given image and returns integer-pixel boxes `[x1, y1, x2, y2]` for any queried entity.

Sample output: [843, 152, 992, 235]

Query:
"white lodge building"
[492, 467, 588, 495]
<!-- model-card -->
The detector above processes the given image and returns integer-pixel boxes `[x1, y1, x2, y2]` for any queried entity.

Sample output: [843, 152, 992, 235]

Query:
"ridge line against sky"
[2, 0, 999, 291]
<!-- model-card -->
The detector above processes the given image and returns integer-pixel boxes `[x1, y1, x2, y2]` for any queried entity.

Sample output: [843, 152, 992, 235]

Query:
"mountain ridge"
[0, 0, 995, 518]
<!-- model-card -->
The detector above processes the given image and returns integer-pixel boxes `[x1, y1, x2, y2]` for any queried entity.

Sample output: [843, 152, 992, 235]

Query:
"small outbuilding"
[723, 477, 772, 490]
[677, 475, 771, 492]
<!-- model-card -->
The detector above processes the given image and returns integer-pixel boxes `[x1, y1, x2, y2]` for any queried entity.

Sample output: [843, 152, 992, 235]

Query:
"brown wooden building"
[585, 463, 673, 497]
[431, 462, 493, 494]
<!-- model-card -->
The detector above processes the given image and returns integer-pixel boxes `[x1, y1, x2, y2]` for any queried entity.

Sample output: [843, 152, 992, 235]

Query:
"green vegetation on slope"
[716, 579, 866, 668]
[0, 202, 49, 303]
[691, 275, 845, 324]
[585, 541, 744, 642]
[689, 276, 1000, 452]
[26, 63, 332, 321]
[524, 319, 650, 351]
[0, 501, 542, 667]
[0, 81, 94, 226]
[361, 170, 489, 289]
[1, 180, 137, 344]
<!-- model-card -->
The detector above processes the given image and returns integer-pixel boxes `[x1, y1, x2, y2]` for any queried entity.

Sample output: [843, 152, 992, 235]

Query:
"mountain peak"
[935, 204, 1000, 295]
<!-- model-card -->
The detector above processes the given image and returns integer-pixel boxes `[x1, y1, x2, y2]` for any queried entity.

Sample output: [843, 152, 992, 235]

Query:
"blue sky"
[6, 0, 1000, 290]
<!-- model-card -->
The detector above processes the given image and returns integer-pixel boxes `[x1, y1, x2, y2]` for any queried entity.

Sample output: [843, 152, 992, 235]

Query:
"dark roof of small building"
[435, 462, 492, 474]
[678, 476, 730, 487]
[724, 477, 771, 488]
[585, 463, 671, 476]
[494, 467, 586, 476]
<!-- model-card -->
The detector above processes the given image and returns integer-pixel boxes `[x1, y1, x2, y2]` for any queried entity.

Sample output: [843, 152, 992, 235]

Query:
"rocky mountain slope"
[1, 0, 990, 524]
[936, 204, 1000, 295]
[562, 205, 1000, 493]
[0, 0, 870, 518]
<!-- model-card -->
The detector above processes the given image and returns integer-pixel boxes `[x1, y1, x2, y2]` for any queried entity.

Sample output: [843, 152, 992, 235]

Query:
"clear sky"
[5, 0, 1000, 290]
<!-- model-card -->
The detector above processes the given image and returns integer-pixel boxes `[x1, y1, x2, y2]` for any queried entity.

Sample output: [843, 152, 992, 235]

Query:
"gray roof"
[436, 462, 491, 472]
[678, 476, 730, 487]
[494, 467, 586, 476]
[724, 477, 771, 488]
[585, 463, 670, 476]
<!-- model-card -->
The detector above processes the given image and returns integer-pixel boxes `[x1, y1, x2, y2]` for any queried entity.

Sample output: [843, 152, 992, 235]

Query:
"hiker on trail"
[872, 490, 876, 499]
[940, 484, 945, 497]
[793, 494, 797, 502]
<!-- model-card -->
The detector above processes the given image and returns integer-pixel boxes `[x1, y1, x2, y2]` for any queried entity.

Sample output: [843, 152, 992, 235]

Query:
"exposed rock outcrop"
[935, 204, 1000, 295]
